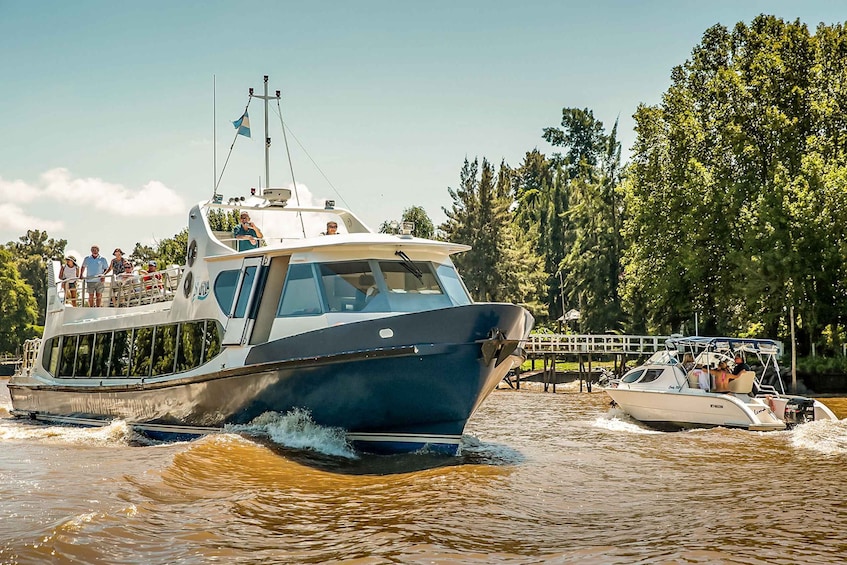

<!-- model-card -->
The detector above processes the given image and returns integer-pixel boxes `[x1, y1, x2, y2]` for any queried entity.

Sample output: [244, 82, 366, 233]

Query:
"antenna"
[213, 74, 217, 198]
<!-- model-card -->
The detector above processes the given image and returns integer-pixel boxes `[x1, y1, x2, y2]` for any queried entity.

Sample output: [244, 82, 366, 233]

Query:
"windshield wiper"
[394, 250, 424, 281]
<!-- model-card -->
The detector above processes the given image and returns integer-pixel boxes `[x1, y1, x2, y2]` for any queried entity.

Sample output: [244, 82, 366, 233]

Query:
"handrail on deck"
[57, 266, 183, 308]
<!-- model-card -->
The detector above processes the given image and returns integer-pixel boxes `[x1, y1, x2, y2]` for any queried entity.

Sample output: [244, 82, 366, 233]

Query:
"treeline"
[439, 15, 847, 356]
[3, 15, 846, 357]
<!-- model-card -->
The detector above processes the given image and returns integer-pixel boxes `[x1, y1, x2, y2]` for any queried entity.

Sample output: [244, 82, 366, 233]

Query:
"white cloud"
[0, 177, 39, 204]
[0, 203, 64, 233]
[39, 168, 186, 216]
[0, 169, 185, 218]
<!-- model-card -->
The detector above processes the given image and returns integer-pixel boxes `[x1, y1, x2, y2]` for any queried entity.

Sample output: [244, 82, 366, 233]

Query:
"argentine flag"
[233, 111, 251, 138]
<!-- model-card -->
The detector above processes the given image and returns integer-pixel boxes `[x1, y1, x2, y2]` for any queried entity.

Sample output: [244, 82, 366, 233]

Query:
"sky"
[1, 1, 845, 263]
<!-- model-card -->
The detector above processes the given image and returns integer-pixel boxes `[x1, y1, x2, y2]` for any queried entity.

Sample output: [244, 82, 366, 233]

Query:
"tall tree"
[441, 158, 546, 317]
[5, 230, 66, 325]
[0, 248, 38, 353]
[544, 109, 625, 332]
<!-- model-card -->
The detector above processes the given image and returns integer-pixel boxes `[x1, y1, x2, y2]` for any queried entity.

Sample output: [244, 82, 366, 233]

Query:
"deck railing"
[57, 266, 184, 308]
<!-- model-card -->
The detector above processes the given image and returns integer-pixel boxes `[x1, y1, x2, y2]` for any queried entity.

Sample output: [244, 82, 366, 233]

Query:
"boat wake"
[225, 408, 357, 459]
[592, 409, 663, 434]
[789, 418, 847, 455]
[0, 417, 152, 446]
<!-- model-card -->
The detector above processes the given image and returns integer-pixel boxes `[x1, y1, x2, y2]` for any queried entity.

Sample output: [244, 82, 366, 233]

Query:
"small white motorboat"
[605, 336, 838, 431]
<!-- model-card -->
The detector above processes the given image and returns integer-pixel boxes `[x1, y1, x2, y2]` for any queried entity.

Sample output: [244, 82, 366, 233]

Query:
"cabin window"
[621, 369, 645, 384]
[233, 266, 257, 318]
[205, 320, 222, 361]
[43, 337, 60, 376]
[318, 261, 376, 313]
[152, 324, 178, 376]
[91, 332, 112, 377]
[177, 321, 205, 372]
[277, 263, 322, 316]
[379, 261, 443, 295]
[640, 368, 665, 383]
[58, 335, 78, 377]
[130, 327, 153, 377]
[436, 263, 472, 305]
[74, 334, 94, 378]
[214, 269, 241, 314]
[110, 330, 132, 377]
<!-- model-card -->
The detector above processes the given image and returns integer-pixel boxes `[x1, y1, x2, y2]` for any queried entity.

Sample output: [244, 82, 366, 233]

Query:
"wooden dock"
[507, 333, 670, 393]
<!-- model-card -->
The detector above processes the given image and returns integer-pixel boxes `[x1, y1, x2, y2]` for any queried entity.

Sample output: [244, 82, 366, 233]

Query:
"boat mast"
[250, 75, 280, 196]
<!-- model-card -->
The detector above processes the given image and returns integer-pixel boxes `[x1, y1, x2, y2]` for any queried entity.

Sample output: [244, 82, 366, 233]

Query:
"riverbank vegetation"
[2, 15, 847, 359]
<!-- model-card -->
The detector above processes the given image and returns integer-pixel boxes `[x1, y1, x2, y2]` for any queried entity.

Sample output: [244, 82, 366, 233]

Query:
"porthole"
[183, 271, 194, 298]
[187, 239, 198, 267]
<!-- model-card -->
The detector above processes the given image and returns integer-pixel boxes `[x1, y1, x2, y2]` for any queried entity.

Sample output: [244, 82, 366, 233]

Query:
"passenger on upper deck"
[105, 248, 125, 279]
[60, 256, 79, 307]
[234, 212, 264, 251]
[80, 245, 109, 307]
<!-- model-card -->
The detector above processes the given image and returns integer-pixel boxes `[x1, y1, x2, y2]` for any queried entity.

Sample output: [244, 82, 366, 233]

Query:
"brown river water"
[2, 377, 847, 564]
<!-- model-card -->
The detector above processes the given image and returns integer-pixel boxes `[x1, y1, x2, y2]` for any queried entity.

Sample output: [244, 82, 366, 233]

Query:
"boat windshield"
[275, 259, 471, 316]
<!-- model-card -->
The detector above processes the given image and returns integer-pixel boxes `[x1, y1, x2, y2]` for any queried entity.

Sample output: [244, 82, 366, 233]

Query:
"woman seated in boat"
[710, 361, 738, 393]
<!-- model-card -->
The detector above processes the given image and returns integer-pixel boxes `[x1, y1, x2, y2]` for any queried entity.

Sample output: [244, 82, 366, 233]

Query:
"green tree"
[441, 158, 546, 317]
[544, 109, 625, 332]
[622, 16, 847, 351]
[5, 230, 66, 325]
[378, 206, 435, 239]
[0, 248, 39, 353]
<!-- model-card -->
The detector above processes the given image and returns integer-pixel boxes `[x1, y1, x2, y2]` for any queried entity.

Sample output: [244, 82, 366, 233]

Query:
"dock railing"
[526, 334, 670, 356]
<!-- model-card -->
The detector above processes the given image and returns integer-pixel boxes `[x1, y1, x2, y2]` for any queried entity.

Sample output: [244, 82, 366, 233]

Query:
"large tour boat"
[604, 336, 837, 431]
[7, 77, 534, 454]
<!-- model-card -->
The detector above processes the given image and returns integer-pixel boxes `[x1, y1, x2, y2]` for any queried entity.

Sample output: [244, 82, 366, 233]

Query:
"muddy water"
[2, 378, 846, 564]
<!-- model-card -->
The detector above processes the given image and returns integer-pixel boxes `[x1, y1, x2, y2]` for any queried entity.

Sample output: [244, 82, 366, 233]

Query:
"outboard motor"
[784, 398, 816, 427]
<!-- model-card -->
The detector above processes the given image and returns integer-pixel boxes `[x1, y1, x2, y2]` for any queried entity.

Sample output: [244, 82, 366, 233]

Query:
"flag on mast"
[232, 111, 251, 138]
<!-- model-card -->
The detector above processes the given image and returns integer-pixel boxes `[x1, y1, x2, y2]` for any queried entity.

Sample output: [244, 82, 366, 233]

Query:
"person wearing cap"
[80, 245, 109, 307]
[59, 256, 80, 306]
[141, 260, 164, 296]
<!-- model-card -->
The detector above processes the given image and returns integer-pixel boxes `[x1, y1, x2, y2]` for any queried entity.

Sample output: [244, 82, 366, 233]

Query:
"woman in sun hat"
[59, 255, 80, 306]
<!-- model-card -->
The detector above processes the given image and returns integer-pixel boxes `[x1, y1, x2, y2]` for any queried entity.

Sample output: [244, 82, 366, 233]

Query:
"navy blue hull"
[9, 304, 532, 454]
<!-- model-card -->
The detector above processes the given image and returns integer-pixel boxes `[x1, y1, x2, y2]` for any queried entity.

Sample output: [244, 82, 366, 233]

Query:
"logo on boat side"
[709, 404, 724, 409]
[195, 280, 209, 300]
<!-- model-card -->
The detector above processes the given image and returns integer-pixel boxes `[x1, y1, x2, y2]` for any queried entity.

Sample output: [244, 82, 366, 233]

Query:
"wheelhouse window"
[378, 261, 442, 295]
[435, 263, 472, 305]
[318, 261, 375, 313]
[621, 369, 645, 384]
[277, 263, 322, 316]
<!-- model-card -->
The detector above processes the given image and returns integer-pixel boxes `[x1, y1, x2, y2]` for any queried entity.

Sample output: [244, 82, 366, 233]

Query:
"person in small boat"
[59, 256, 80, 307]
[732, 354, 752, 375]
[234, 212, 264, 251]
[325, 221, 338, 235]
[681, 353, 695, 371]
[80, 245, 109, 307]
[710, 361, 738, 393]
[691, 363, 710, 391]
